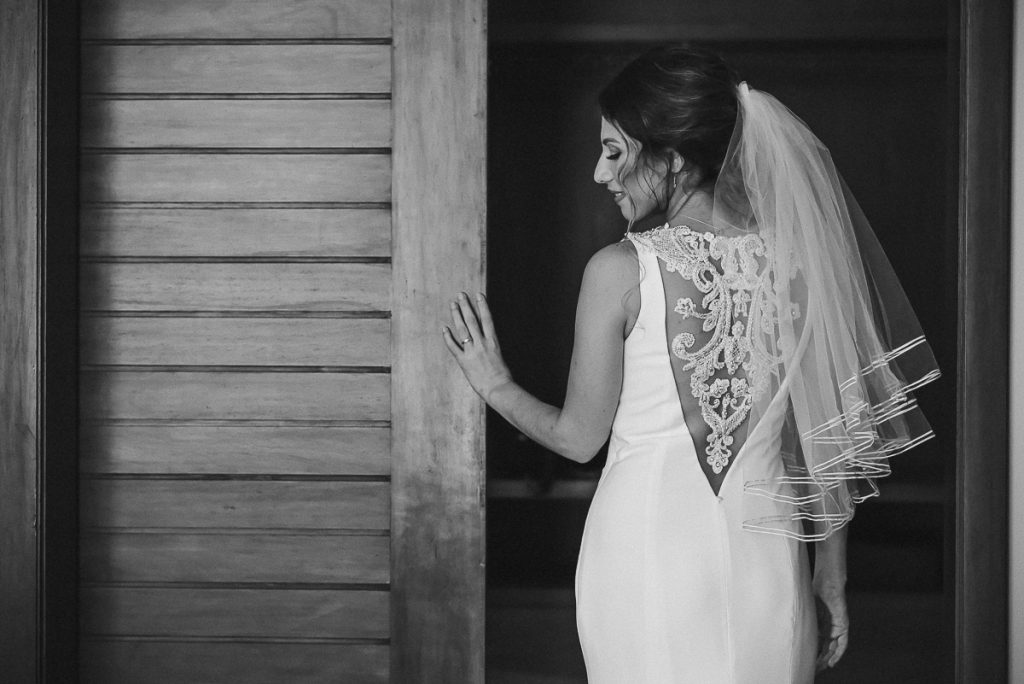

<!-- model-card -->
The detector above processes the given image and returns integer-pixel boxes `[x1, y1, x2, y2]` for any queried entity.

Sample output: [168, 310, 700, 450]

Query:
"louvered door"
[78, 0, 485, 681]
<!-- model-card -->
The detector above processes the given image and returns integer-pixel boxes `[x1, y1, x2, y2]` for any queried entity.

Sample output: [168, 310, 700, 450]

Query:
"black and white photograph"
[0, 0, 1018, 682]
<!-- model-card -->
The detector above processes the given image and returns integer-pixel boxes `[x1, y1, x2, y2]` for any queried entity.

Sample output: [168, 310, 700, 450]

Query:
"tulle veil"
[701, 82, 941, 541]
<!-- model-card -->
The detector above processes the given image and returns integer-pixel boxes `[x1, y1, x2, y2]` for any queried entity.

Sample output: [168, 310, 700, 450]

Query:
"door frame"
[0, 0, 80, 681]
[954, 0, 1012, 680]
[0, 0, 1010, 681]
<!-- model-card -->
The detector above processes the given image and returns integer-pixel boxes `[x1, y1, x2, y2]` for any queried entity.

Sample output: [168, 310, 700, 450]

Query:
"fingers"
[441, 326, 462, 356]
[475, 293, 498, 344]
[815, 629, 849, 672]
[829, 630, 849, 668]
[455, 292, 483, 343]
[449, 298, 471, 344]
[445, 292, 493, 353]
[814, 593, 849, 672]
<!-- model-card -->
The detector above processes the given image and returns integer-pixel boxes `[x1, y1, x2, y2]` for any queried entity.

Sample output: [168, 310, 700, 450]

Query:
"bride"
[444, 46, 939, 682]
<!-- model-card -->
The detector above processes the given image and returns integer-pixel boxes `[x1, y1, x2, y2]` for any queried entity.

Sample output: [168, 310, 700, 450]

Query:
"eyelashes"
[605, 152, 621, 161]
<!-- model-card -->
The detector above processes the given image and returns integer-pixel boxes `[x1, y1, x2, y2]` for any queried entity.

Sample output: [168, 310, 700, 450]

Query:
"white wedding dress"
[575, 225, 817, 683]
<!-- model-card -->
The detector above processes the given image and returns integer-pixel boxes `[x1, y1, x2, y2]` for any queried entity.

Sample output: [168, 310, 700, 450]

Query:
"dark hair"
[599, 46, 740, 186]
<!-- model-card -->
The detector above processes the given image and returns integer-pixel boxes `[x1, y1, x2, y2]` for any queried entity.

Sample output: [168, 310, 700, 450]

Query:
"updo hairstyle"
[598, 46, 740, 192]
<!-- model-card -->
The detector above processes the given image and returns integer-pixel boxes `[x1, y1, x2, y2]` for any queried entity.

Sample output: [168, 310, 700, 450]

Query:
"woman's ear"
[668, 150, 686, 174]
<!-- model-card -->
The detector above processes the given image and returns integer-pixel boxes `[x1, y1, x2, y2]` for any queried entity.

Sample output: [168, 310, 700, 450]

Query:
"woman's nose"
[594, 160, 612, 185]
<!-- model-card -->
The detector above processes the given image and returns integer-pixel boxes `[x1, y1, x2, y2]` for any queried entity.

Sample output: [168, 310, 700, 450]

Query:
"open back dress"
[574, 225, 817, 683]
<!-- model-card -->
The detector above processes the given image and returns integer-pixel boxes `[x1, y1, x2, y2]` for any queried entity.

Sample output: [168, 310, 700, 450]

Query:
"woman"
[443, 47, 939, 683]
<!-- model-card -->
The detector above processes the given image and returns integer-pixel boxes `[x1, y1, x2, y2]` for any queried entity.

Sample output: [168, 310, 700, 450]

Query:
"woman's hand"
[813, 576, 850, 671]
[443, 292, 513, 402]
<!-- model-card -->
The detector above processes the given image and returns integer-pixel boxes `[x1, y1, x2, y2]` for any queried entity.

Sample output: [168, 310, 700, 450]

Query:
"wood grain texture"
[79, 425, 390, 475]
[391, 0, 487, 680]
[81, 153, 390, 203]
[81, 586, 389, 638]
[80, 641, 388, 684]
[81, 317, 390, 366]
[81, 207, 391, 257]
[0, 1, 40, 678]
[80, 371, 389, 421]
[80, 532, 389, 583]
[957, 0, 1012, 680]
[82, 0, 390, 39]
[80, 262, 390, 312]
[82, 99, 391, 149]
[82, 480, 389, 530]
[82, 45, 390, 94]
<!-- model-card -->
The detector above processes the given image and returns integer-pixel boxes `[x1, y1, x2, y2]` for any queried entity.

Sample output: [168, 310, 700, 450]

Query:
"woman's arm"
[443, 241, 638, 463]
[813, 524, 849, 671]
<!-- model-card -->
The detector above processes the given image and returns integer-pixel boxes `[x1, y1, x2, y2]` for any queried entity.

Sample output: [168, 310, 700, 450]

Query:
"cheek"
[624, 170, 658, 204]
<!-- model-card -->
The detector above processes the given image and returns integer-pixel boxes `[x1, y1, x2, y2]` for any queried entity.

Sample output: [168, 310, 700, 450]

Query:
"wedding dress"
[575, 225, 817, 683]
[574, 83, 939, 683]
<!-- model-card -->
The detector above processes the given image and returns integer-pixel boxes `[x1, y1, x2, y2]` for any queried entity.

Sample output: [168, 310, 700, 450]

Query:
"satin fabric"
[575, 240, 816, 683]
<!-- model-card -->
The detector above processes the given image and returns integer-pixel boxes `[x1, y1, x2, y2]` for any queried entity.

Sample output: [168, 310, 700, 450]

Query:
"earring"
[671, 172, 679, 193]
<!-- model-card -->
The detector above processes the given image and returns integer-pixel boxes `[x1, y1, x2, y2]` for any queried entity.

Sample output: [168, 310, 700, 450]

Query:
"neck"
[665, 186, 714, 229]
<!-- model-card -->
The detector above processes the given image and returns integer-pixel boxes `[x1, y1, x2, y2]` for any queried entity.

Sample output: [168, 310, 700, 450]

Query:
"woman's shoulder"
[583, 239, 639, 284]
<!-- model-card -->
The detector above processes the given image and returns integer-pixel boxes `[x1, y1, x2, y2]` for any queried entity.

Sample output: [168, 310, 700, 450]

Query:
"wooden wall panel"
[81, 317, 390, 366]
[82, 480, 389, 529]
[81, 586, 389, 638]
[81, 153, 390, 203]
[82, 99, 391, 148]
[82, 45, 391, 94]
[81, 371, 389, 421]
[80, 532, 389, 583]
[80, 263, 390, 312]
[80, 642, 389, 684]
[79, 0, 398, 678]
[80, 207, 391, 258]
[79, 425, 390, 476]
[83, 0, 391, 40]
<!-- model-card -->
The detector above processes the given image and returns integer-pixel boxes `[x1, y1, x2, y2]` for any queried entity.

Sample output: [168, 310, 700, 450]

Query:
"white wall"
[1011, 0, 1023, 680]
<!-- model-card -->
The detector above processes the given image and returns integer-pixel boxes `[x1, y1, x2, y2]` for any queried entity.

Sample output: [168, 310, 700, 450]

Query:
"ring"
[460, 337, 472, 346]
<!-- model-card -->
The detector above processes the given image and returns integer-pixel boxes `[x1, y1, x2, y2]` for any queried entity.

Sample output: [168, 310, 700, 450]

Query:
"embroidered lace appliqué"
[630, 225, 781, 474]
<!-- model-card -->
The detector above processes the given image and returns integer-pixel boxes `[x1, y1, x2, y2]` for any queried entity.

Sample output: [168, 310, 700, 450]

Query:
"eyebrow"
[601, 138, 621, 146]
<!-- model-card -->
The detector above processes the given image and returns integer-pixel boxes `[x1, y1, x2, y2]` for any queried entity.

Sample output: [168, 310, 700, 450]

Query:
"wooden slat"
[81, 317, 390, 366]
[80, 263, 390, 312]
[391, 0, 487, 680]
[80, 371, 389, 421]
[82, 480, 389, 530]
[82, 99, 391, 149]
[80, 641, 388, 684]
[82, 0, 390, 39]
[82, 45, 390, 94]
[79, 425, 390, 476]
[80, 207, 391, 258]
[81, 153, 390, 203]
[82, 586, 388, 638]
[80, 532, 389, 583]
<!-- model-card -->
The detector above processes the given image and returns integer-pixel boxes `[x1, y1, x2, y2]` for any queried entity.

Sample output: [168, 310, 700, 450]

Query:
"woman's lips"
[611, 190, 626, 203]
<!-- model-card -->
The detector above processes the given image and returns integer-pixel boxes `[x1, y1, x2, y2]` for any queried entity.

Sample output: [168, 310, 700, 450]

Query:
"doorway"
[484, 3, 959, 682]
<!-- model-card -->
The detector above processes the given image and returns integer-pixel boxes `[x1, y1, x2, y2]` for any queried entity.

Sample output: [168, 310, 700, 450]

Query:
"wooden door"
[77, 0, 485, 681]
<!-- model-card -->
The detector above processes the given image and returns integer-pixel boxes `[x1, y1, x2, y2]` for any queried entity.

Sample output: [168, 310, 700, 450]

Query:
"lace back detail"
[628, 225, 781, 487]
